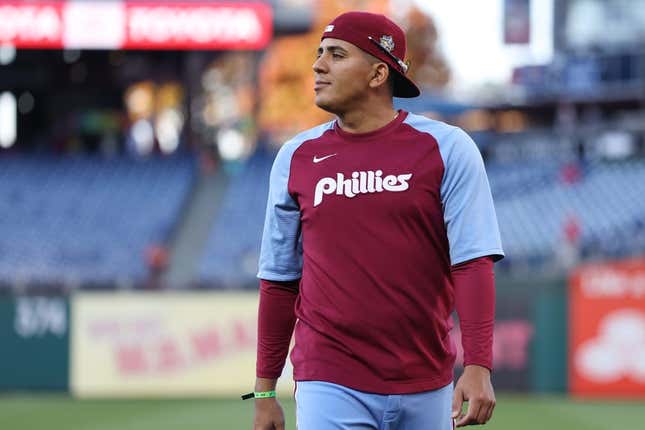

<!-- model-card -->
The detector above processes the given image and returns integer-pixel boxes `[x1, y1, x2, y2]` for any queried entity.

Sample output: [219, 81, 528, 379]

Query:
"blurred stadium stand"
[197, 149, 272, 288]
[0, 154, 195, 287]
[494, 158, 645, 272]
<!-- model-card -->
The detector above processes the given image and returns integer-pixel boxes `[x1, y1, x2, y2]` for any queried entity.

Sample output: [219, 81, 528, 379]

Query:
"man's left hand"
[451, 364, 496, 427]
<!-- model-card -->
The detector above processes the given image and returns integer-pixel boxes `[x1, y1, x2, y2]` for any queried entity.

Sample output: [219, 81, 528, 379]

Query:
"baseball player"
[251, 11, 504, 429]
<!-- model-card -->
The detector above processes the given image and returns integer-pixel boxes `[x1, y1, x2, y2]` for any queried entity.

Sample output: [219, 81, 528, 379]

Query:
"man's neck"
[336, 105, 399, 134]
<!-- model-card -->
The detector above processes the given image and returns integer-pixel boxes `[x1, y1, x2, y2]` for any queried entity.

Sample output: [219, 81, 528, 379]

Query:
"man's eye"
[332, 53, 343, 58]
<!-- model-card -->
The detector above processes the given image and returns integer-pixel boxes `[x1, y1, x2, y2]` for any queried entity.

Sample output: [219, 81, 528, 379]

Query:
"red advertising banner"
[569, 257, 645, 397]
[0, 1, 64, 49]
[0, 1, 272, 50]
[124, 2, 272, 50]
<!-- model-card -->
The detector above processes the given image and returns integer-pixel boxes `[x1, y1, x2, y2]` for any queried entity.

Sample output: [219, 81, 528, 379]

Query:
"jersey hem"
[451, 249, 505, 266]
[294, 372, 455, 395]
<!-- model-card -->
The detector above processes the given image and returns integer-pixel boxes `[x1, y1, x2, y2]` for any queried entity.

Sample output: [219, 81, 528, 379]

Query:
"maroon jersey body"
[258, 111, 504, 393]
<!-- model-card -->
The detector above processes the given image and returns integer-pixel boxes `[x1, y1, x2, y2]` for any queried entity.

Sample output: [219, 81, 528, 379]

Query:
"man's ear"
[369, 63, 390, 89]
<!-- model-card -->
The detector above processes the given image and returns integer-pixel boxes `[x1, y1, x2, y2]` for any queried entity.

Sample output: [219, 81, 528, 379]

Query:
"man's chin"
[314, 97, 337, 114]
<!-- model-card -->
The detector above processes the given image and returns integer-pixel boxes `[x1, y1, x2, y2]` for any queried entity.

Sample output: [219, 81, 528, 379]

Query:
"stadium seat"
[0, 154, 196, 285]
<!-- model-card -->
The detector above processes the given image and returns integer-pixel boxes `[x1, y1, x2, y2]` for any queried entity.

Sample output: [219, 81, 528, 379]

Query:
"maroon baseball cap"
[321, 11, 420, 98]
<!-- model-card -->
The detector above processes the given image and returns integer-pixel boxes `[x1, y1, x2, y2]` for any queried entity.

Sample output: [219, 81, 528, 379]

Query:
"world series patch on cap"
[322, 11, 420, 98]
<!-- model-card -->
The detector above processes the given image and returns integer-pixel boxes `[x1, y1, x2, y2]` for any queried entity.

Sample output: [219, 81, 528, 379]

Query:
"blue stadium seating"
[486, 160, 563, 199]
[198, 150, 272, 288]
[0, 154, 195, 284]
[494, 160, 645, 268]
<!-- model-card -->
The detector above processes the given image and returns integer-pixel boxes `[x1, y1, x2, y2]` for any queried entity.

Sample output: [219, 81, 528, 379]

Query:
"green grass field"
[0, 394, 643, 429]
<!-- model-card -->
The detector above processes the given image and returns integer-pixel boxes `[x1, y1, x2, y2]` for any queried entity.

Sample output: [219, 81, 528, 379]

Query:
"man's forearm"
[256, 279, 299, 378]
[452, 256, 495, 370]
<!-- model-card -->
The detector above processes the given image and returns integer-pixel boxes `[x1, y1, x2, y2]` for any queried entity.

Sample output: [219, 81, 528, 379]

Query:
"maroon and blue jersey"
[258, 111, 504, 394]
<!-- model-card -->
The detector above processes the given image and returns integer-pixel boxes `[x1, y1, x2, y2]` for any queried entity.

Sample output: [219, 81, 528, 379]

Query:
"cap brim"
[392, 70, 420, 98]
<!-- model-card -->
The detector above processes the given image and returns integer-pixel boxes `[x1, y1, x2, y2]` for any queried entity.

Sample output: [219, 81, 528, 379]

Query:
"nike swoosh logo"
[313, 153, 338, 163]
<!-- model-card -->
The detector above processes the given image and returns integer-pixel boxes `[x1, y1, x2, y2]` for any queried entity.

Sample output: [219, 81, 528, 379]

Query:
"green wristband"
[241, 390, 276, 400]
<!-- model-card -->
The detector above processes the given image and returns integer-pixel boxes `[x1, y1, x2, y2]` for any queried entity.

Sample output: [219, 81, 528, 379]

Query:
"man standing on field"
[252, 10, 504, 429]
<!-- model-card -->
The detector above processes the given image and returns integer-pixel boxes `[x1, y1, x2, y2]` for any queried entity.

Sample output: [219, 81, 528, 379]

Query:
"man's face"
[313, 38, 375, 114]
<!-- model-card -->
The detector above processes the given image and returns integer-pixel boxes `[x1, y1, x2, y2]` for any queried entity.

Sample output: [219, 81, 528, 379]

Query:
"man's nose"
[313, 55, 327, 74]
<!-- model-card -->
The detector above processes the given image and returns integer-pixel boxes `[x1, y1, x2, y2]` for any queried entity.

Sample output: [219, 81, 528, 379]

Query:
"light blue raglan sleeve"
[257, 142, 303, 281]
[440, 128, 504, 265]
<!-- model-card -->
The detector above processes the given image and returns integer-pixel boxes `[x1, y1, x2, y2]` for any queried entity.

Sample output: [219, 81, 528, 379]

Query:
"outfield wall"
[68, 292, 284, 397]
[0, 296, 69, 391]
[0, 286, 557, 397]
[568, 258, 645, 398]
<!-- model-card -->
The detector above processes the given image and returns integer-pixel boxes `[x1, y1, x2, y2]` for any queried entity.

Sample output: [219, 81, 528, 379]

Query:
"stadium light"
[0, 92, 17, 148]
[131, 119, 154, 156]
[0, 44, 15, 65]
[156, 109, 183, 154]
[217, 128, 246, 161]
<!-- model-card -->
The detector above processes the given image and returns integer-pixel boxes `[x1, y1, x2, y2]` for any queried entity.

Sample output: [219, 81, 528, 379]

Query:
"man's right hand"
[254, 397, 285, 430]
